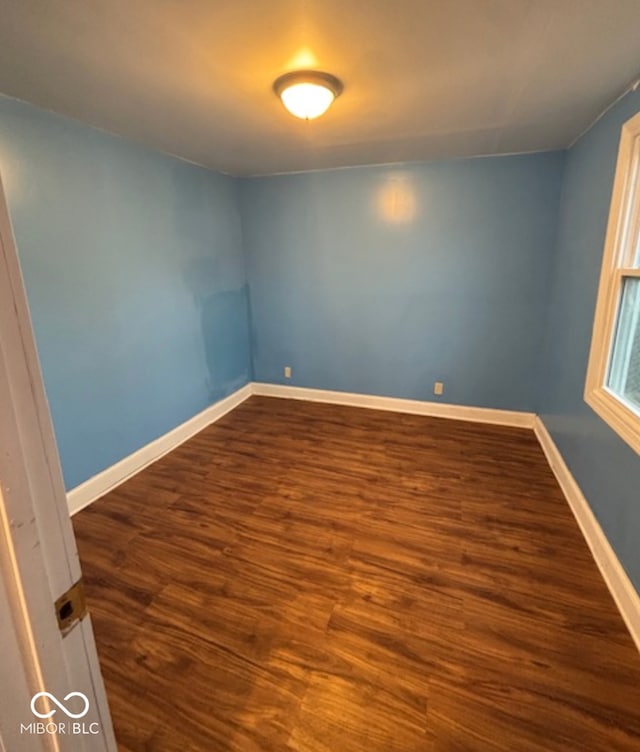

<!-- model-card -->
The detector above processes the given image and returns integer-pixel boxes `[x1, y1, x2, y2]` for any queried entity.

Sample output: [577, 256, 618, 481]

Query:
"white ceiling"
[1, 1, 639, 176]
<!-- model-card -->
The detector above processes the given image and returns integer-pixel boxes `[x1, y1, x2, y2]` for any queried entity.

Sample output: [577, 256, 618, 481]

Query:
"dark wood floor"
[73, 396, 640, 751]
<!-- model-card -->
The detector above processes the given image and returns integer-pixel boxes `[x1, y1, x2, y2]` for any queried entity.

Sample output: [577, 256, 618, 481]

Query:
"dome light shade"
[281, 82, 334, 120]
[274, 71, 343, 120]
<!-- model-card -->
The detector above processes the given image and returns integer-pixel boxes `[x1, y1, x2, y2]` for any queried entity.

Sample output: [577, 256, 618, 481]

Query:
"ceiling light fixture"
[273, 70, 343, 120]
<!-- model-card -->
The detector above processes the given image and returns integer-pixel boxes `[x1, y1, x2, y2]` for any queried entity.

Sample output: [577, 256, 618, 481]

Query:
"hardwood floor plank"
[73, 396, 640, 751]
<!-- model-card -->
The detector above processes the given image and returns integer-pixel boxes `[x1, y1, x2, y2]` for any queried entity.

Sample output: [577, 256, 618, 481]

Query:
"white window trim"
[585, 110, 640, 456]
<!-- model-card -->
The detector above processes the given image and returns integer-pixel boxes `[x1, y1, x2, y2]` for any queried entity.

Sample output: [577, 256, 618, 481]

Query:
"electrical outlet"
[284, 366, 292, 379]
[434, 381, 444, 396]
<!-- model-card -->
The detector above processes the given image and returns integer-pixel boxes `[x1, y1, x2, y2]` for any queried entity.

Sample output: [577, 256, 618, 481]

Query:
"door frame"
[0, 172, 116, 751]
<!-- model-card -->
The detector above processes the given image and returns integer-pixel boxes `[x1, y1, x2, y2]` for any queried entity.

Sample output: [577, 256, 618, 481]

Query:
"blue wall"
[241, 154, 564, 411]
[539, 87, 640, 592]
[4, 85, 638, 600]
[0, 96, 251, 490]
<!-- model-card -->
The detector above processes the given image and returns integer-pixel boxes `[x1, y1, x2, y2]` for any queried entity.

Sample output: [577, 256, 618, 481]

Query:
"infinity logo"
[30, 692, 90, 719]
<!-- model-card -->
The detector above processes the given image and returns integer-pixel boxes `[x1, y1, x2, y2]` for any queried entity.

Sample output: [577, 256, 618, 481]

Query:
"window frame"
[585, 110, 640, 456]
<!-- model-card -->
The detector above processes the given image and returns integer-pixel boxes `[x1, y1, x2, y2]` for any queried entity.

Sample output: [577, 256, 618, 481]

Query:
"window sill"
[585, 386, 640, 457]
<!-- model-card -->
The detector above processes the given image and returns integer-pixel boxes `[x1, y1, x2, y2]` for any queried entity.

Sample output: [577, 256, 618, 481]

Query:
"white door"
[0, 173, 116, 751]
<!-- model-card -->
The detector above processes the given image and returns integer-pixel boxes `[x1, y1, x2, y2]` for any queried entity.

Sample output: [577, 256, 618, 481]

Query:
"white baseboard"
[534, 417, 640, 654]
[252, 382, 536, 428]
[66, 384, 252, 516]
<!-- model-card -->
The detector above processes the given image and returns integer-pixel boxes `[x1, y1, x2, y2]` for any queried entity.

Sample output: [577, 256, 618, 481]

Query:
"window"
[585, 110, 640, 455]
